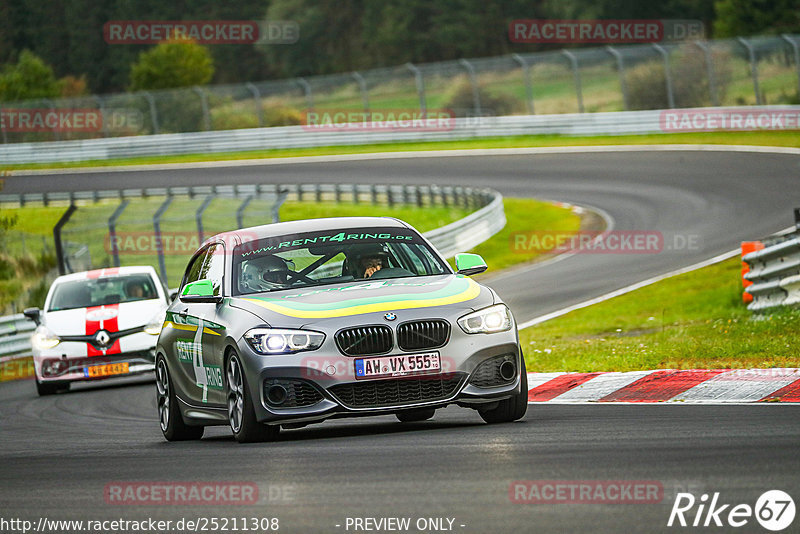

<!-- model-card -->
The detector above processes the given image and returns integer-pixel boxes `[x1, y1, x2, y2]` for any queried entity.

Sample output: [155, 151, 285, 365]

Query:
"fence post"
[782, 35, 800, 99]
[196, 195, 214, 243]
[561, 50, 584, 113]
[245, 82, 263, 127]
[272, 189, 288, 223]
[459, 59, 482, 116]
[0, 103, 7, 144]
[192, 86, 211, 131]
[352, 72, 370, 115]
[296, 78, 314, 109]
[42, 98, 60, 141]
[511, 53, 535, 114]
[693, 41, 720, 106]
[107, 199, 130, 267]
[652, 44, 675, 109]
[236, 195, 253, 229]
[737, 37, 762, 105]
[153, 195, 173, 283]
[93, 95, 109, 137]
[141, 91, 159, 134]
[405, 63, 427, 114]
[54, 204, 77, 275]
[605, 46, 629, 111]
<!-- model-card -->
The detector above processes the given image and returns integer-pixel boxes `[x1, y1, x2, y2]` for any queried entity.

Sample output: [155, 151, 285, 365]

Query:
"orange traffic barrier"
[741, 241, 765, 303]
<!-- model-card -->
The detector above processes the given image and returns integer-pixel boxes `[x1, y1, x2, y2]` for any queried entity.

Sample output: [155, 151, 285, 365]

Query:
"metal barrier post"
[782, 35, 800, 98]
[245, 82, 263, 127]
[93, 95, 109, 137]
[606, 46, 629, 111]
[272, 189, 288, 223]
[561, 50, 584, 113]
[0, 104, 7, 143]
[737, 37, 762, 105]
[141, 91, 159, 134]
[153, 195, 173, 283]
[352, 72, 370, 115]
[459, 59, 482, 116]
[196, 195, 213, 243]
[694, 41, 720, 106]
[405, 63, 427, 114]
[54, 204, 77, 275]
[236, 195, 253, 229]
[43, 98, 60, 141]
[652, 44, 675, 109]
[107, 199, 130, 267]
[192, 86, 211, 131]
[296, 78, 314, 109]
[511, 54, 535, 114]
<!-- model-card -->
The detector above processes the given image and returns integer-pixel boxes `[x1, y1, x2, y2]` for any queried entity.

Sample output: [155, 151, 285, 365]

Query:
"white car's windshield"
[48, 274, 159, 311]
[233, 227, 450, 295]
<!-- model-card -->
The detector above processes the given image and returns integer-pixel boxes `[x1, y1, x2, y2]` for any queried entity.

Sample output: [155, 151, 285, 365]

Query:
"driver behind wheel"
[240, 255, 294, 291]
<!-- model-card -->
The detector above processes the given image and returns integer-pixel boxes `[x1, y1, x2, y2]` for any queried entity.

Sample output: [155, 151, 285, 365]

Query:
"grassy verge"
[520, 257, 800, 372]
[2, 131, 799, 172]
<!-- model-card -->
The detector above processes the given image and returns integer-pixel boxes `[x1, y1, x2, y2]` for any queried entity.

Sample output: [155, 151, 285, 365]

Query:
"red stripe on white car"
[85, 268, 120, 279]
[85, 303, 121, 356]
[527, 369, 800, 403]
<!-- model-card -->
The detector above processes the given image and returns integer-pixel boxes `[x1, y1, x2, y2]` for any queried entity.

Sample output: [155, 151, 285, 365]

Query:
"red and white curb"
[527, 369, 800, 403]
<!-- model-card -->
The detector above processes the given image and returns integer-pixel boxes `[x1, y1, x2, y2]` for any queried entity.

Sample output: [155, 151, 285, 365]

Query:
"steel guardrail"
[3, 106, 799, 165]
[743, 231, 800, 311]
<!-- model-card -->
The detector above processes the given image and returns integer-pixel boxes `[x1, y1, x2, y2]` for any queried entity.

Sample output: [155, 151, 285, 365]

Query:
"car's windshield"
[233, 226, 450, 295]
[48, 274, 159, 311]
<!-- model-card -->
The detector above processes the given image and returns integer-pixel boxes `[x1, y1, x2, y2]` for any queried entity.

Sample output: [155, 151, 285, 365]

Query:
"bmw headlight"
[144, 310, 167, 335]
[244, 328, 325, 355]
[32, 326, 60, 350]
[457, 304, 513, 334]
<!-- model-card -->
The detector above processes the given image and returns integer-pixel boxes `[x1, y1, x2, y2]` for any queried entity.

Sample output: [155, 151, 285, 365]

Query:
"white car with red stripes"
[24, 266, 170, 395]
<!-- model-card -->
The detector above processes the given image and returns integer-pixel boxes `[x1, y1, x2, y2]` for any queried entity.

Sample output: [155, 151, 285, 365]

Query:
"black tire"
[35, 378, 68, 396]
[396, 408, 436, 422]
[226, 353, 280, 443]
[156, 357, 204, 441]
[479, 354, 528, 424]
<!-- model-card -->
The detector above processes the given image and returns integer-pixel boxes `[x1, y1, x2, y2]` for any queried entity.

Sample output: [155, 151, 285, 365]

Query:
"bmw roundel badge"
[384, 312, 397, 321]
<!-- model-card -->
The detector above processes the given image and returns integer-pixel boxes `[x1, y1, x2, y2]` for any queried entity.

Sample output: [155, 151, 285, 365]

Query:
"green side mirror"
[455, 253, 487, 276]
[182, 279, 214, 297]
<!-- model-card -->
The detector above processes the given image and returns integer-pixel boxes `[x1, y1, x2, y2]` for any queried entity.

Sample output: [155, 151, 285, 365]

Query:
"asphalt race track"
[2, 148, 800, 533]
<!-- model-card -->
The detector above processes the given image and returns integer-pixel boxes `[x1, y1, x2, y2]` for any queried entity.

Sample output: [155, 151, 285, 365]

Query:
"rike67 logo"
[668, 490, 795, 531]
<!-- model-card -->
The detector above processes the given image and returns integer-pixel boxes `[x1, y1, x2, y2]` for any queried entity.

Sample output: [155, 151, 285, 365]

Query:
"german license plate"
[84, 362, 129, 378]
[355, 352, 440, 380]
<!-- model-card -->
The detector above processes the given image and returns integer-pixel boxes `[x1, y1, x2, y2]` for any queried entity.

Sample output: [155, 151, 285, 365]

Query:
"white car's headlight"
[244, 328, 325, 355]
[458, 304, 513, 334]
[144, 310, 167, 335]
[32, 326, 60, 350]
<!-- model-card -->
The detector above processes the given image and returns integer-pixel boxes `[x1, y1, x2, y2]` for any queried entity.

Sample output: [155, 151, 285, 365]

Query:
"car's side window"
[202, 244, 225, 296]
[181, 248, 209, 293]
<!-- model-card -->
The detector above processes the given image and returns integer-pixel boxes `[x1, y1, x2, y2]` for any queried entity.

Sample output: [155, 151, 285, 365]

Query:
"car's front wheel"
[156, 357, 204, 441]
[226, 353, 279, 443]
[478, 354, 528, 424]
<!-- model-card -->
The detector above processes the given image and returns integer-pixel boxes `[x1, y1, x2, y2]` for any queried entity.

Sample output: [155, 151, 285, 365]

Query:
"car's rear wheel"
[226, 353, 279, 443]
[479, 354, 528, 424]
[396, 408, 436, 422]
[156, 357, 204, 441]
[35, 378, 69, 396]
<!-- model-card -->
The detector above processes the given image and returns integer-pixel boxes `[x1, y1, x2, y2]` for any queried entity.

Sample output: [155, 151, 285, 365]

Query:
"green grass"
[2, 131, 799, 172]
[520, 257, 800, 372]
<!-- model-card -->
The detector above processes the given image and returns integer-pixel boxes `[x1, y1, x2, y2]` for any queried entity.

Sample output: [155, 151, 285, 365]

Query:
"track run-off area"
[2, 146, 799, 533]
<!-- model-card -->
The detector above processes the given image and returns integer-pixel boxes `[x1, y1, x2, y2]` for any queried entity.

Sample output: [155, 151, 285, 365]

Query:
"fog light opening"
[499, 360, 516, 381]
[266, 384, 288, 406]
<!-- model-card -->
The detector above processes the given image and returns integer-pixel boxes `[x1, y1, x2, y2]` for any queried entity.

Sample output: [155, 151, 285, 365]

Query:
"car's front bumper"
[33, 350, 156, 383]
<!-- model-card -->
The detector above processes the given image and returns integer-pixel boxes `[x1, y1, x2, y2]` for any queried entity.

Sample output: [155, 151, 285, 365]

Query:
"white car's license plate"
[355, 352, 441, 380]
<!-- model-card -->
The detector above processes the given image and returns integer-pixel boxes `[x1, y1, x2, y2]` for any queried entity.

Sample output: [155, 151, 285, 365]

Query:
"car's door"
[169, 244, 227, 407]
